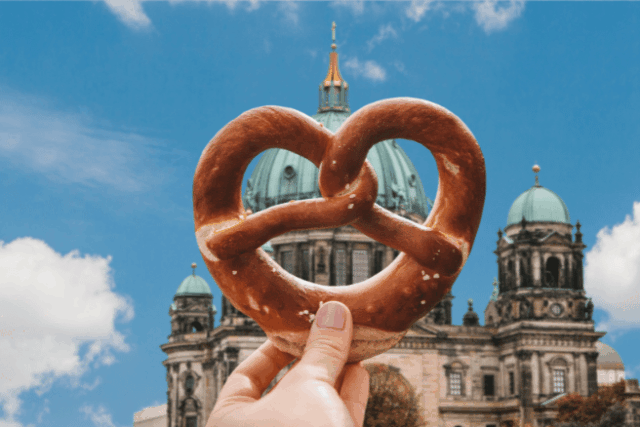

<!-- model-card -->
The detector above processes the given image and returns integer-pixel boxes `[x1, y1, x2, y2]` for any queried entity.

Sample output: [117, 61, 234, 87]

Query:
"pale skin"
[206, 301, 370, 427]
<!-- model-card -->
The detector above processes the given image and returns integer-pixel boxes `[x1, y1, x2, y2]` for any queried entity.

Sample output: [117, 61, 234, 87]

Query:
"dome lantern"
[318, 22, 350, 113]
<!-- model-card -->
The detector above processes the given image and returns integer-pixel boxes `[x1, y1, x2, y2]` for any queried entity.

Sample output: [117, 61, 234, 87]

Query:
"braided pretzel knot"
[194, 98, 486, 362]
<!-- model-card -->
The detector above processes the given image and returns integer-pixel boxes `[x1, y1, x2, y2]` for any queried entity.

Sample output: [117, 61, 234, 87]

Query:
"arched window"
[547, 357, 568, 395]
[280, 165, 298, 199]
[445, 361, 467, 396]
[185, 375, 195, 394]
[190, 321, 203, 333]
[507, 260, 514, 290]
[545, 257, 560, 288]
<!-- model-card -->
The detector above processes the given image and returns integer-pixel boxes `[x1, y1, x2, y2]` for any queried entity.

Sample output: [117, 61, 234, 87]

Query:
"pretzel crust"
[193, 98, 486, 362]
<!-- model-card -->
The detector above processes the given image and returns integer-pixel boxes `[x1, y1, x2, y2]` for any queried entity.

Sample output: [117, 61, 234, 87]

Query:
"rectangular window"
[374, 251, 384, 274]
[484, 374, 495, 396]
[553, 369, 566, 394]
[352, 250, 369, 283]
[282, 251, 294, 274]
[335, 249, 347, 286]
[449, 372, 462, 396]
[186, 417, 197, 427]
[301, 250, 310, 281]
[509, 372, 515, 395]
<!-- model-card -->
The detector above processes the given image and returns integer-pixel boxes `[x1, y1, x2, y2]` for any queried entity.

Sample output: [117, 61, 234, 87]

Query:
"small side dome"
[462, 299, 479, 326]
[596, 341, 625, 370]
[176, 265, 212, 296]
[507, 185, 570, 226]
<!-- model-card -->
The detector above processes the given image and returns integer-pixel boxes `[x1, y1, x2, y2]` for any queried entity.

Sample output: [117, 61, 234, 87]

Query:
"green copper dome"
[507, 184, 570, 226]
[175, 274, 212, 296]
[243, 120, 431, 218]
[243, 23, 432, 219]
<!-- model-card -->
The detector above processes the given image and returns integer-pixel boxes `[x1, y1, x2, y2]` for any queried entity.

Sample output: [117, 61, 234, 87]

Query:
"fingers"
[293, 301, 353, 387]
[339, 363, 370, 427]
[215, 340, 295, 406]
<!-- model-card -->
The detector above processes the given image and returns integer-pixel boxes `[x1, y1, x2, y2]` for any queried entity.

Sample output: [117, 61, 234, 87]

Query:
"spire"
[318, 21, 350, 113]
[575, 220, 583, 243]
[191, 262, 197, 276]
[490, 278, 499, 302]
[533, 164, 541, 187]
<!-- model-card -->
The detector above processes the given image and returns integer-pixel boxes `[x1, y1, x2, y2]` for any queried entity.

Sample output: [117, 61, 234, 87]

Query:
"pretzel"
[194, 98, 485, 362]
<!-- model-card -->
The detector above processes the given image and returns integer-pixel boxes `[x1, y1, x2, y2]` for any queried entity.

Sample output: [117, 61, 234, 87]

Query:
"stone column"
[172, 363, 181, 427]
[573, 353, 581, 395]
[202, 360, 216, 423]
[570, 353, 576, 393]
[499, 357, 505, 397]
[533, 251, 541, 287]
[531, 351, 540, 402]
[581, 353, 588, 396]
[346, 242, 354, 285]
[515, 253, 521, 288]
[559, 254, 566, 289]
[538, 352, 544, 399]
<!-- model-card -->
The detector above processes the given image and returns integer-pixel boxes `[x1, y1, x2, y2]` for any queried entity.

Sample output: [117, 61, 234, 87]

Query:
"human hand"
[206, 301, 370, 427]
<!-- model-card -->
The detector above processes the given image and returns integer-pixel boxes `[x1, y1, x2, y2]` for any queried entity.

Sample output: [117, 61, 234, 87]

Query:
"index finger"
[215, 340, 295, 406]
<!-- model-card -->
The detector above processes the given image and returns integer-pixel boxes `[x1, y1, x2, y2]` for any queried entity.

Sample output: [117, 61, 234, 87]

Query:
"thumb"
[295, 301, 353, 386]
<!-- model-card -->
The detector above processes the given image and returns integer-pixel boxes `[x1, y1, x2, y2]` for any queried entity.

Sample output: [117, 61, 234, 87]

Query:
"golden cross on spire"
[331, 21, 337, 50]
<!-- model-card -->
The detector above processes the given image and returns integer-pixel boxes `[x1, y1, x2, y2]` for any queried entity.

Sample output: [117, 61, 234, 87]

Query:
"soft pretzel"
[193, 98, 485, 363]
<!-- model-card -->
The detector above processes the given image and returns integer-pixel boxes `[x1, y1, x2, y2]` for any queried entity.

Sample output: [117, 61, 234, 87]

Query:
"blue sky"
[1, 1, 639, 427]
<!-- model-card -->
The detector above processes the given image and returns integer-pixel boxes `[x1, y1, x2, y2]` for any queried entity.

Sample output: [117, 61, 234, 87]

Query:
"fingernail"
[316, 302, 346, 330]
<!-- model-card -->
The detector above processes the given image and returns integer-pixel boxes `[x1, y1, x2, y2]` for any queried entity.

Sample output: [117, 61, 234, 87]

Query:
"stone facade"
[152, 204, 639, 427]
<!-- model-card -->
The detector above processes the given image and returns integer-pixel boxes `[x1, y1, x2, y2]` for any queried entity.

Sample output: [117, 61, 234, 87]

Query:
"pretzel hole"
[239, 141, 440, 287]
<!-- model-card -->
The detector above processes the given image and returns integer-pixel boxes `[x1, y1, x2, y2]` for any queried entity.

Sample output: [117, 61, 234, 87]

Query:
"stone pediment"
[408, 321, 440, 336]
[539, 231, 567, 245]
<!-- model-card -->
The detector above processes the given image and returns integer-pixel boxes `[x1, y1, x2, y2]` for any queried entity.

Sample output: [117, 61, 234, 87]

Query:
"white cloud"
[103, 0, 151, 30]
[36, 400, 50, 424]
[331, 0, 365, 15]
[106, 0, 264, 28]
[585, 202, 640, 333]
[406, 0, 435, 23]
[393, 60, 406, 73]
[278, 1, 299, 26]
[80, 405, 119, 427]
[0, 238, 133, 427]
[473, 0, 525, 33]
[0, 89, 173, 193]
[367, 24, 398, 52]
[343, 57, 387, 82]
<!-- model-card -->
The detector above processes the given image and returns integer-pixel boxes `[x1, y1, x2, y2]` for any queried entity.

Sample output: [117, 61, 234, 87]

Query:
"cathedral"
[133, 24, 640, 427]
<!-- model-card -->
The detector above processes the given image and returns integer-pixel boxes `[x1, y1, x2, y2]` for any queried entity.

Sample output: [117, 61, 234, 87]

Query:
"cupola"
[170, 264, 215, 335]
[506, 165, 570, 228]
